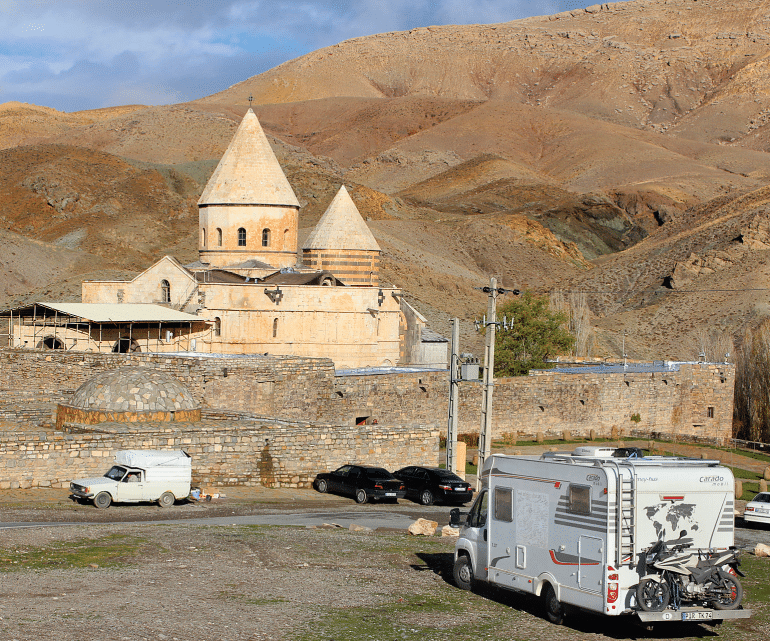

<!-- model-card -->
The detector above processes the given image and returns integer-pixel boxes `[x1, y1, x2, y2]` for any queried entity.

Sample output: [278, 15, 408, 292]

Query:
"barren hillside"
[1, 0, 770, 359]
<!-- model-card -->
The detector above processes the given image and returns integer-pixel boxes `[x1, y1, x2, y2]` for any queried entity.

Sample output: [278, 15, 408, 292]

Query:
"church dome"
[69, 367, 199, 413]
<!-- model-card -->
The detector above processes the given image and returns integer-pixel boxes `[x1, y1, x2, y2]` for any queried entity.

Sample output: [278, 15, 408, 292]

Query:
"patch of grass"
[292, 591, 518, 641]
[220, 592, 289, 606]
[0, 534, 145, 572]
[712, 446, 770, 465]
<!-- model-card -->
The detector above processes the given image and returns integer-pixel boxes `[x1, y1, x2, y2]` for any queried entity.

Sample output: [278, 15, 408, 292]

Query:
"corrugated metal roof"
[421, 328, 448, 343]
[11, 303, 203, 323]
[547, 362, 684, 375]
[336, 366, 446, 377]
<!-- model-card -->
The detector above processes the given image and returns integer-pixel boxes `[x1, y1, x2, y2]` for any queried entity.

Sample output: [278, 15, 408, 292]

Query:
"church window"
[283, 228, 289, 248]
[202, 228, 206, 247]
[272, 318, 278, 338]
[262, 228, 271, 247]
[217, 228, 222, 246]
[161, 279, 171, 303]
[214, 317, 221, 337]
[238, 228, 247, 246]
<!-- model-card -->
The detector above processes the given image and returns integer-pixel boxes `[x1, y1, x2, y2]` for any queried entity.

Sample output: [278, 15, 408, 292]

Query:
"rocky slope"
[1, 0, 770, 359]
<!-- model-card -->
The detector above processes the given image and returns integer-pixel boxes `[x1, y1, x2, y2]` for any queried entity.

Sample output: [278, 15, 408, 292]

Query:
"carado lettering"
[700, 475, 724, 482]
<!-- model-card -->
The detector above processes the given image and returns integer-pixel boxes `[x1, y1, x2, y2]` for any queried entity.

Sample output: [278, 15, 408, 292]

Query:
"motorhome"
[70, 450, 191, 509]
[452, 447, 751, 625]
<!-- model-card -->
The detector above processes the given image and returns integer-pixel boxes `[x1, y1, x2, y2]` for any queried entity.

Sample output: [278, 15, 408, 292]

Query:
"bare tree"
[550, 290, 593, 358]
[734, 321, 770, 442]
[692, 328, 733, 363]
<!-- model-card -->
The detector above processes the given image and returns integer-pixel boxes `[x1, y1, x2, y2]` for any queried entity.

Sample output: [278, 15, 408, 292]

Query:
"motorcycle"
[636, 531, 744, 612]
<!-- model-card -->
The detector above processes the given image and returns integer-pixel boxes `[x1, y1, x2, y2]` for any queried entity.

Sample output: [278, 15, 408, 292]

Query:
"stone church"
[5, 110, 446, 369]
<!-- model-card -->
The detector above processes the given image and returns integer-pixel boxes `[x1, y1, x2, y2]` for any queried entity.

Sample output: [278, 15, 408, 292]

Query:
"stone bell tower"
[302, 185, 381, 286]
[198, 109, 300, 269]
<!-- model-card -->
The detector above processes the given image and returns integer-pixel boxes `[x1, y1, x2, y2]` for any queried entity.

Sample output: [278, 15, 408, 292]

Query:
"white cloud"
[0, 0, 580, 111]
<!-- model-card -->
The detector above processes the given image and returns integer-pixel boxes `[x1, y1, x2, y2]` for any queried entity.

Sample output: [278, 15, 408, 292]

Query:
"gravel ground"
[0, 489, 768, 641]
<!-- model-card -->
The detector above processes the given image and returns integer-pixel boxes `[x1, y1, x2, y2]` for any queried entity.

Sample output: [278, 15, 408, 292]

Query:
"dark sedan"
[313, 464, 406, 504]
[393, 466, 474, 506]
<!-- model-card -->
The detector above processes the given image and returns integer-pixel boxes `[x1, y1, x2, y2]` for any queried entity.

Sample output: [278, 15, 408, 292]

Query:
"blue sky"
[0, 0, 586, 112]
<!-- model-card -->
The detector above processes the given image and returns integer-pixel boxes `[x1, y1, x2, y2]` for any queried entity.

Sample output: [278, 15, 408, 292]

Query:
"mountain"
[2, 0, 770, 358]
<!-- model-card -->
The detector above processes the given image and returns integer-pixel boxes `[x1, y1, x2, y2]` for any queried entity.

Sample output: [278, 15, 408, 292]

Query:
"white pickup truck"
[69, 450, 192, 509]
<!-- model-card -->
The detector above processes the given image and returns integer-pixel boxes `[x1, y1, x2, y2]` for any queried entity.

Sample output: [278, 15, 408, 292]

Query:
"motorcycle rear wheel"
[710, 572, 743, 610]
[637, 579, 670, 612]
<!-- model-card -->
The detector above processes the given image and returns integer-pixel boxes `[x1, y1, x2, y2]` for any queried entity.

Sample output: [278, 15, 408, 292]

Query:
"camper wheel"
[543, 584, 565, 625]
[158, 492, 175, 508]
[453, 555, 473, 591]
[93, 492, 111, 509]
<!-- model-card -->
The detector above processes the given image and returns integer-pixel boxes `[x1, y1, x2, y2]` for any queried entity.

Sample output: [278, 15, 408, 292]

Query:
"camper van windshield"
[105, 466, 128, 481]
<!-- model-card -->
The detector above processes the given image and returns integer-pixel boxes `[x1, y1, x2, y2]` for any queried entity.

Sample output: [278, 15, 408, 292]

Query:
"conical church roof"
[304, 186, 381, 252]
[198, 109, 300, 208]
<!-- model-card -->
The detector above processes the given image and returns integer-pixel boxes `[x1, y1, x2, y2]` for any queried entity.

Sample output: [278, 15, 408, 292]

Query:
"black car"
[393, 466, 474, 506]
[313, 464, 406, 504]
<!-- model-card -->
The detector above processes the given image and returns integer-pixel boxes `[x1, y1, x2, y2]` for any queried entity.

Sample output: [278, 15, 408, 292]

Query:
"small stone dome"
[70, 367, 199, 413]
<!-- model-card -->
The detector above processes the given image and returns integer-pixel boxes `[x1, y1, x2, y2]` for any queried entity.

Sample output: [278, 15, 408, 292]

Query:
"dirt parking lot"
[0, 488, 769, 641]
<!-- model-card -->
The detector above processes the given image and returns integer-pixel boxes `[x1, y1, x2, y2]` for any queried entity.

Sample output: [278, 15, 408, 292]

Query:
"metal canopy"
[5, 303, 202, 323]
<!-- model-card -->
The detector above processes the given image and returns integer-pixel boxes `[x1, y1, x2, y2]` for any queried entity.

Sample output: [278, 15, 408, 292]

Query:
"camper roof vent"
[571, 446, 619, 457]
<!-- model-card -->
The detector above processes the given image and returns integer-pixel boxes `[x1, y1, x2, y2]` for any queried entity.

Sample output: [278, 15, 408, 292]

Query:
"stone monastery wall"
[0, 419, 438, 490]
[0, 350, 734, 488]
[0, 350, 734, 439]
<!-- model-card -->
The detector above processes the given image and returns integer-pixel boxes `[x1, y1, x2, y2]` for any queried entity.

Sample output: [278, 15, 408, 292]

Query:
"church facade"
[6, 110, 445, 369]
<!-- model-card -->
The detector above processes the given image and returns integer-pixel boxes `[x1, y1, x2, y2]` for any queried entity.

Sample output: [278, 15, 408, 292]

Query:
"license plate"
[758, 508, 769, 514]
[385, 492, 396, 497]
[682, 611, 712, 621]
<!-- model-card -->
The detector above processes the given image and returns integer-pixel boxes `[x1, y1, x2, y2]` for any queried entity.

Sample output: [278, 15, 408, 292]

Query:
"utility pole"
[477, 277, 499, 491]
[446, 318, 460, 475]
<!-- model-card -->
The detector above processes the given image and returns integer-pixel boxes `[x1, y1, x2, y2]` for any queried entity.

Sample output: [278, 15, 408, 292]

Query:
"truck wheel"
[636, 578, 670, 612]
[453, 556, 473, 591]
[711, 572, 743, 610]
[355, 489, 368, 504]
[93, 492, 111, 509]
[158, 492, 175, 508]
[419, 489, 434, 506]
[544, 584, 565, 625]
[316, 479, 328, 493]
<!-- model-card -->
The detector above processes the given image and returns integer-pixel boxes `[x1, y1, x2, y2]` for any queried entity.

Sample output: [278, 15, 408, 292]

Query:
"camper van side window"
[569, 484, 591, 515]
[494, 487, 513, 522]
[468, 490, 488, 528]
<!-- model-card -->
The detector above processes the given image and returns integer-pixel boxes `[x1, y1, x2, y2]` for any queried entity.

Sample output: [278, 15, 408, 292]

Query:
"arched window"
[272, 318, 278, 338]
[214, 317, 221, 337]
[40, 336, 63, 350]
[262, 228, 271, 247]
[238, 227, 247, 247]
[161, 279, 171, 303]
[283, 228, 289, 248]
[217, 228, 222, 246]
[201, 228, 206, 247]
[113, 339, 141, 353]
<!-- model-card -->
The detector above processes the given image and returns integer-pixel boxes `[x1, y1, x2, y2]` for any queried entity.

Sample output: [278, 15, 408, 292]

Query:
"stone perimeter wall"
[330, 363, 735, 442]
[0, 420, 439, 489]
[0, 351, 735, 489]
[0, 350, 735, 440]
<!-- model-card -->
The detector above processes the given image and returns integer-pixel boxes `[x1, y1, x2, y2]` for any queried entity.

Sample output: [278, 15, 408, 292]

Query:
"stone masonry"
[0, 350, 735, 489]
[0, 419, 439, 489]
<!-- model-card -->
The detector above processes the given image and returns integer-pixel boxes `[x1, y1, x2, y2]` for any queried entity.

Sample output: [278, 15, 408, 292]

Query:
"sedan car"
[393, 466, 474, 506]
[313, 464, 406, 504]
[743, 491, 770, 525]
